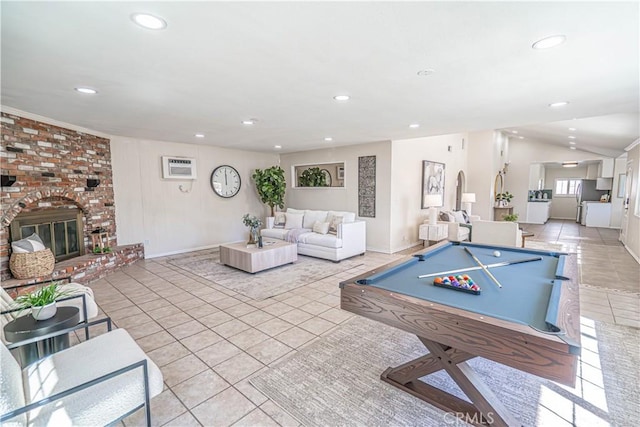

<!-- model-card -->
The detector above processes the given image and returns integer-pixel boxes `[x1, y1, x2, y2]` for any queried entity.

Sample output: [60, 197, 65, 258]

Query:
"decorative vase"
[32, 302, 57, 321]
[248, 227, 260, 245]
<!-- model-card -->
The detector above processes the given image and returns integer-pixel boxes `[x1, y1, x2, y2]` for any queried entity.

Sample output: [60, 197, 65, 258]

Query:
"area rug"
[167, 249, 363, 300]
[250, 316, 639, 427]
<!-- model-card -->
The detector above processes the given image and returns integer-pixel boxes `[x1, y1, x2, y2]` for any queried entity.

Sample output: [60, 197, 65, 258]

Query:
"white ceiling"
[1, 2, 638, 155]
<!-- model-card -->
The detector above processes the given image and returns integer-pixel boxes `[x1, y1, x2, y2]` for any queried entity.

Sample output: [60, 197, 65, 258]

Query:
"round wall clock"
[210, 165, 241, 198]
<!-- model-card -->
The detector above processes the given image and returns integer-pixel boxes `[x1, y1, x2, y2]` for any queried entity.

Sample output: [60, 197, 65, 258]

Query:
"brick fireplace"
[1, 112, 141, 283]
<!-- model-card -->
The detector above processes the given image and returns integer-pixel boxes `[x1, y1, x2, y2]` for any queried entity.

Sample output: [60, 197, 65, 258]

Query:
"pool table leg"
[380, 336, 520, 427]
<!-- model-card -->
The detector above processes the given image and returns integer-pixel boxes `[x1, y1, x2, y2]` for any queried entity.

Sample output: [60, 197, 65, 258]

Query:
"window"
[555, 178, 581, 196]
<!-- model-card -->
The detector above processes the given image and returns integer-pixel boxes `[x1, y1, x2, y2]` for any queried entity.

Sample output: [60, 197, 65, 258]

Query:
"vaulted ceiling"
[2, 2, 638, 155]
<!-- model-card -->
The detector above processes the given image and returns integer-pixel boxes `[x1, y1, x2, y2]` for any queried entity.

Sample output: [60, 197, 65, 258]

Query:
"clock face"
[210, 165, 241, 198]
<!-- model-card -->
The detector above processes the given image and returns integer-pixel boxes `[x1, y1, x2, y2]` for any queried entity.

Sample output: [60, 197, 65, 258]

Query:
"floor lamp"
[423, 195, 441, 225]
[461, 193, 476, 215]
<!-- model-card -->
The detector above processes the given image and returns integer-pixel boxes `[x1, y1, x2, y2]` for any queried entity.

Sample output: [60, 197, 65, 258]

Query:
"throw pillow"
[461, 210, 471, 224]
[312, 221, 330, 235]
[11, 233, 46, 254]
[284, 212, 304, 230]
[439, 211, 453, 222]
[328, 215, 344, 235]
[452, 211, 466, 224]
[273, 212, 286, 229]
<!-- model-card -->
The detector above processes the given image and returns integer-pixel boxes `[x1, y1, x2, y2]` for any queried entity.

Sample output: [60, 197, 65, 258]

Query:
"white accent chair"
[0, 321, 164, 426]
[470, 220, 523, 247]
[1, 281, 99, 344]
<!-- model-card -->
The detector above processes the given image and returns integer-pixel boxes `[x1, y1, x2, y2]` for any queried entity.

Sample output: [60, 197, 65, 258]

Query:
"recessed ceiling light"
[568, 135, 576, 139]
[74, 87, 97, 94]
[131, 13, 167, 30]
[518, 136, 524, 139]
[568, 127, 577, 131]
[569, 141, 576, 145]
[324, 137, 333, 142]
[532, 35, 567, 50]
[417, 69, 435, 76]
[274, 145, 282, 149]
[409, 123, 420, 129]
[511, 130, 518, 134]
[569, 146, 576, 150]
[333, 95, 350, 101]
[242, 119, 256, 125]
[548, 101, 569, 108]
[194, 133, 205, 138]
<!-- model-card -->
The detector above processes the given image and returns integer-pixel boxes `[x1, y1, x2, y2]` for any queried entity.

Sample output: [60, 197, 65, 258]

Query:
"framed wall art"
[421, 160, 445, 209]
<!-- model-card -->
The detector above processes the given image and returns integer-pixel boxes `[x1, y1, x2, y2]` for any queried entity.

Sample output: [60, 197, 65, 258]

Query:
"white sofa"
[260, 208, 366, 262]
[470, 220, 522, 247]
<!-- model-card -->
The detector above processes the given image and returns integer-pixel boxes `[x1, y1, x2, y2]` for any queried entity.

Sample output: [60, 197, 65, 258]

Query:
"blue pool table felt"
[358, 242, 566, 333]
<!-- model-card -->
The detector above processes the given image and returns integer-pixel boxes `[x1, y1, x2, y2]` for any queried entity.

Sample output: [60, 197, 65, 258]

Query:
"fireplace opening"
[10, 208, 85, 262]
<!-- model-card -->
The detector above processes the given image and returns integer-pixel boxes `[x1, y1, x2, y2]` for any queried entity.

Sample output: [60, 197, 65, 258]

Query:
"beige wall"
[111, 137, 278, 257]
[610, 156, 627, 228]
[390, 133, 468, 252]
[622, 142, 640, 261]
[466, 131, 503, 220]
[279, 141, 392, 253]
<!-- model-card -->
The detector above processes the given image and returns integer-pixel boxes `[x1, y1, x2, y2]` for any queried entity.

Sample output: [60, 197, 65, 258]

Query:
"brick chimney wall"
[0, 112, 117, 280]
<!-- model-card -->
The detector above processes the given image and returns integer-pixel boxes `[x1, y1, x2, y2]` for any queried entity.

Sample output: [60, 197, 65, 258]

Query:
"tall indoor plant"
[252, 166, 286, 217]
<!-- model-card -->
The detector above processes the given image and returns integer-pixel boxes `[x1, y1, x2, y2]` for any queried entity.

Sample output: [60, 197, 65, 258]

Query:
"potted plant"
[502, 213, 519, 222]
[242, 214, 263, 245]
[298, 167, 328, 187]
[252, 166, 286, 226]
[495, 191, 514, 207]
[14, 282, 69, 321]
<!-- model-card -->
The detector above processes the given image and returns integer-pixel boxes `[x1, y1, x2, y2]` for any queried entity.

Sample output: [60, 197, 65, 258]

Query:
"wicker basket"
[9, 249, 55, 279]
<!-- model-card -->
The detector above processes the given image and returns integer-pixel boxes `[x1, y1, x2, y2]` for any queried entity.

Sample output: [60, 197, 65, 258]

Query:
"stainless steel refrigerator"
[575, 180, 609, 222]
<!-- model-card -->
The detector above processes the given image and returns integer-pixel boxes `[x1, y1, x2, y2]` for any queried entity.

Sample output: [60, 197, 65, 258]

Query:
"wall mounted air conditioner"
[161, 156, 197, 180]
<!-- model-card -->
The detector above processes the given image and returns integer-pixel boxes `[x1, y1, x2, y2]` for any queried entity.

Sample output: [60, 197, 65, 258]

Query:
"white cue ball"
[493, 250, 501, 257]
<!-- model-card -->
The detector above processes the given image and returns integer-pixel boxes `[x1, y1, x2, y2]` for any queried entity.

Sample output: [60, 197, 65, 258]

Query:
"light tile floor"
[78, 220, 638, 426]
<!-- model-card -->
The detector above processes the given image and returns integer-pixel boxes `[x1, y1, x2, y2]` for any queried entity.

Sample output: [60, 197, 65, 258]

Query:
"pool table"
[340, 241, 580, 427]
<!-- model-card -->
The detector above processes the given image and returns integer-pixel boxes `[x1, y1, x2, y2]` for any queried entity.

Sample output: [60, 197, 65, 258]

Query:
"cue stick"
[417, 256, 542, 278]
[463, 247, 503, 288]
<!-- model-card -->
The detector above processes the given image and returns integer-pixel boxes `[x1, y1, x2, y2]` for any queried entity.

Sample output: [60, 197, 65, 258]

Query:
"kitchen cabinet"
[586, 163, 599, 179]
[596, 178, 613, 190]
[527, 201, 551, 224]
[599, 159, 614, 178]
[583, 202, 611, 227]
[528, 163, 545, 190]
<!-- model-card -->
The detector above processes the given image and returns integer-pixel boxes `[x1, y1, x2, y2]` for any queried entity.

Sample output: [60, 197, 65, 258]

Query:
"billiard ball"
[493, 250, 501, 257]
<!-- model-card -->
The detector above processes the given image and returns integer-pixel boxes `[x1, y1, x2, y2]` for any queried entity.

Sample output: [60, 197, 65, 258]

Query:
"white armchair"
[0, 320, 164, 426]
[434, 211, 480, 242]
[470, 220, 522, 247]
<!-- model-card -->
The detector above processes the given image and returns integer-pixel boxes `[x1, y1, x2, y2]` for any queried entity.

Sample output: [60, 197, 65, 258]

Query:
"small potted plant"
[298, 167, 328, 187]
[495, 191, 514, 207]
[14, 282, 69, 321]
[242, 214, 263, 245]
[502, 213, 519, 222]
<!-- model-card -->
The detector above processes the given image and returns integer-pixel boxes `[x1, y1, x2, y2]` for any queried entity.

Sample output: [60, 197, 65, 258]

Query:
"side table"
[418, 223, 448, 247]
[4, 306, 80, 367]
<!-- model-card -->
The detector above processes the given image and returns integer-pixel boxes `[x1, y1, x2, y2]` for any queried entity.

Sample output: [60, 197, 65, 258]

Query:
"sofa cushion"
[284, 212, 304, 229]
[328, 211, 356, 223]
[328, 215, 344, 235]
[11, 233, 45, 254]
[312, 221, 330, 235]
[303, 210, 328, 229]
[297, 232, 343, 249]
[452, 211, 466, 224]
[439, 211, 454, 222]
[273, 212, 286, 228]
[286, 208, 305, 216]
[261, 228, 289, 240]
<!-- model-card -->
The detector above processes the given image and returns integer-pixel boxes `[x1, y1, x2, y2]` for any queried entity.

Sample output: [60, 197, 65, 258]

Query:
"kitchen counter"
[582, 202, 611, 227]
[527, 201, 551, 224]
